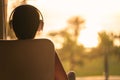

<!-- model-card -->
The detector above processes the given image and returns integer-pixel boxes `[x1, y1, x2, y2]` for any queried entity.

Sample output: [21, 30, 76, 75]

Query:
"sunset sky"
[28, 0, 120, 32]
[9, 0, 120, 48]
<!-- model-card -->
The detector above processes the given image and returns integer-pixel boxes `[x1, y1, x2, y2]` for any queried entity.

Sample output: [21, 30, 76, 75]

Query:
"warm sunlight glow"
[77, 17, 102, 48]
[78, 29, 99, 48]
[25, 0, 120, 48]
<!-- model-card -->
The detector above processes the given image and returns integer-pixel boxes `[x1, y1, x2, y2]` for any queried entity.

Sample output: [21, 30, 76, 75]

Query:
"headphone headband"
[9, 4, 44, 28]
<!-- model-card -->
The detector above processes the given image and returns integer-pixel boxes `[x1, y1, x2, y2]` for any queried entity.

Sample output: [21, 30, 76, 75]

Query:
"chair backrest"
[0, 39, 55, 80]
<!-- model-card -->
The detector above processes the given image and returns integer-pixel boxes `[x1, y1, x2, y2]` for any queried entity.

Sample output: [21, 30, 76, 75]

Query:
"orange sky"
[8, 0, 120, 48]
[28, 0, 120, 33]
[28, 0, 120, 47]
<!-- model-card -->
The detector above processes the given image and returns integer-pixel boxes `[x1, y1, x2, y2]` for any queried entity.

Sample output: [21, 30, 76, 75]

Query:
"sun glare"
[77, 16, 102, 48]
[78, 29, 99, 48]
[26, 0, 120, 48]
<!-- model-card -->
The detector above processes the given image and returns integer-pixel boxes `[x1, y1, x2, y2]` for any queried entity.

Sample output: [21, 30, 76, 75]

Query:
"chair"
[0, 39, 55, 80]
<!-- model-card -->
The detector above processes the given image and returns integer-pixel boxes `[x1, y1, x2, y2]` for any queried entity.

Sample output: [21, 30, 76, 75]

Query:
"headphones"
[9, 4, 44, 30]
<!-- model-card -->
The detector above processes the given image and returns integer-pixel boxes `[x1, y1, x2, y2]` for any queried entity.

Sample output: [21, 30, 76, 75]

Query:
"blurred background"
[1, 0, 120, 80]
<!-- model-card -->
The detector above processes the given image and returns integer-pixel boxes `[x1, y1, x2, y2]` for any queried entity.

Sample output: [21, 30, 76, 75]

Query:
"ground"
[76, 76, 120, 80]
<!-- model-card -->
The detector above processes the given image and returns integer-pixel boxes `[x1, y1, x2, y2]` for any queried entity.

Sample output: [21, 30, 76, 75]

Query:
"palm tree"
[48, 16, 85, 71]
[98, 32, 114, 80]
[67, 16, 85, 40]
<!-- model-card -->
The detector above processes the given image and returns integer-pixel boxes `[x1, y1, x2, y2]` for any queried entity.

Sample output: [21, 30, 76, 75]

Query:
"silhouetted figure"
[9, 4, 69, 80]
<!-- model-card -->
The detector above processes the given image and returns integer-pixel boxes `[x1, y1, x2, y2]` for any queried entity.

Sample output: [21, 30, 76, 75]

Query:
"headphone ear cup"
[9, 20, 13, 29]
[39, 20, 44, 30]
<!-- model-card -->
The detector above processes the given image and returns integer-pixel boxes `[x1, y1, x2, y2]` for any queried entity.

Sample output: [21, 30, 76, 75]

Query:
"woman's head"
[9, 5, 44, 39]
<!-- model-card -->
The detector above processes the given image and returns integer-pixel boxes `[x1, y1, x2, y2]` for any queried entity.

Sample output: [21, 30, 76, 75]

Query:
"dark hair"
[11, 5, 41, 39]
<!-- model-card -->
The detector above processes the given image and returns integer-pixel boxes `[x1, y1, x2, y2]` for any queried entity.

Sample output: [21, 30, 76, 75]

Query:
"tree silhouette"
[99, 32, 114, 80]
[48, 16, 85, 71]
[112, 33, 120, 60]
[67, 16, 85, 40]
[90, 32, 114, 80]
